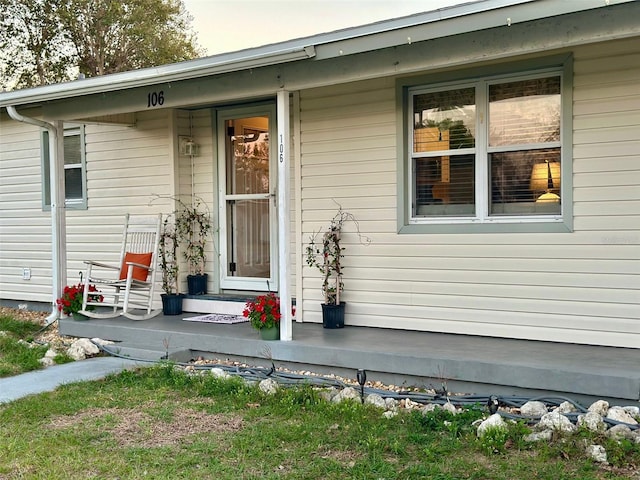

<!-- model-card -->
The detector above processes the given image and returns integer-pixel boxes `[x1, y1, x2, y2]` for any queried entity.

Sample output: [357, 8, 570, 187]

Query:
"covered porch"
[59, 313, 640, 406]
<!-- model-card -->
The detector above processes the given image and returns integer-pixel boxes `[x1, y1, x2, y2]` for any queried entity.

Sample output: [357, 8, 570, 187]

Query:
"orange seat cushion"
[119, 252, 153, 281]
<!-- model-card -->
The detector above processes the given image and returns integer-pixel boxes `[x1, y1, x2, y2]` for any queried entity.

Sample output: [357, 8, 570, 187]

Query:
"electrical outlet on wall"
[22, 268, 31, 280]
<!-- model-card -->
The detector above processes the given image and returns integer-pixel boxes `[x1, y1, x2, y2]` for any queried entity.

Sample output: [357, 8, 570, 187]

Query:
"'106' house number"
[147, 91, 165, 108]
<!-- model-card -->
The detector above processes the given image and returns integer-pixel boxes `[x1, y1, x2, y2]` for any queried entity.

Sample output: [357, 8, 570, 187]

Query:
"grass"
[1, 313, 638, 478]
[0, 314, 73, 378]
[0, 315, 49, 377]
[1, 363, 638, 479]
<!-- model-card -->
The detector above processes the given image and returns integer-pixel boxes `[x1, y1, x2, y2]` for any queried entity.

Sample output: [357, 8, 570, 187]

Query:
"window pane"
[226, 199, 270, 277]
[490, 148, 560, 216]
[414, 154, 475, 217]
[489, 76, 560, 146]
[64, 168, 83, 199]
[64, 134, 81, 165]
[413, 87, 475, 152]
[226, 118, 269, 195]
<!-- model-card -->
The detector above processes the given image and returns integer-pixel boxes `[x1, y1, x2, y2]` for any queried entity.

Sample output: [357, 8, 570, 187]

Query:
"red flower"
[244, 292, 281, 331]
[56, 282, 103, 316]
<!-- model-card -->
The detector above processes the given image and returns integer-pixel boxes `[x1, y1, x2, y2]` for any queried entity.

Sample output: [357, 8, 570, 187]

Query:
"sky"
[183, 0, 466, 56]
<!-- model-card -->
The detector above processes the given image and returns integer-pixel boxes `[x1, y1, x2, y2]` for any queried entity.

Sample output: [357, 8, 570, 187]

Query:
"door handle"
[265, 192, 276, 206]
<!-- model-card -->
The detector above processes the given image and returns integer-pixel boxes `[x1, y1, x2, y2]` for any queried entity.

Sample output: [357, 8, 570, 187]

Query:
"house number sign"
[146, 91, 165, 108]
[279, 134, 285, 163]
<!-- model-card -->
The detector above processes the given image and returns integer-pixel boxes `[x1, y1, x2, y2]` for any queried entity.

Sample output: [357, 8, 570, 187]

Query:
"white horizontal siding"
[298, 41, 640, 348]
[572, 39, 640, 251]
[0, 110, 52, 302]
[1, 37, 638, 348]
[64, 110, 174, 303]
[175, 108, 217, 293]
[0, 109, 175, 305]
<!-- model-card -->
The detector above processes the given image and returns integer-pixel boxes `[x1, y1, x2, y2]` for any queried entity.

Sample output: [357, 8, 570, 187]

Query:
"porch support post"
[276, 90, 292, 341]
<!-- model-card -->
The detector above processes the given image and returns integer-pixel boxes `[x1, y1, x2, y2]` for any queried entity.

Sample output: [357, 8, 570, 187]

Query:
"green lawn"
[1, 364, 638, 479]
[0, 313, 72, 377]
[0, 315, 49, 377]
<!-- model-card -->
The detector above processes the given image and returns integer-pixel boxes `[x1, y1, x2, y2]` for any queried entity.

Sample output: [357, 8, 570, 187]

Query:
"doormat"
[182, 314, 248, 324]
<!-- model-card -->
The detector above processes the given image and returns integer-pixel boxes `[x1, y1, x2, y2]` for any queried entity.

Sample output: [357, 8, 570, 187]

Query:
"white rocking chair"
[79, 214, 162, 320]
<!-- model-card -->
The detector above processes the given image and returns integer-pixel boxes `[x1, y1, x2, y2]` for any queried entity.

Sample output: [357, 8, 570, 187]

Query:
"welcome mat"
[182, 314, 248, 324]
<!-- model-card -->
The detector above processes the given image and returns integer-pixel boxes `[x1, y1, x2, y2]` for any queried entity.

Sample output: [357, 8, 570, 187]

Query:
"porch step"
[182, 295, 252, 315]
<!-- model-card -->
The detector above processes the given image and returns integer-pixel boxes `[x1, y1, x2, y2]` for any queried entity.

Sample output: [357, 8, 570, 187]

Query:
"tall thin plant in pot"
[305, 206, 370, 328]
[175, 197, 214, 295]
[158, 213, 183, 315]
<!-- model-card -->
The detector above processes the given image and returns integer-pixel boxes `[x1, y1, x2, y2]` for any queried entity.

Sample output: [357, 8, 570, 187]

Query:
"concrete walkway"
[0, 356, 140, 404]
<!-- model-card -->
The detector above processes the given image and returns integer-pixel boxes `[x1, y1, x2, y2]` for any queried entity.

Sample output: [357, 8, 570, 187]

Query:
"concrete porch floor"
[59, 314, 640, 406]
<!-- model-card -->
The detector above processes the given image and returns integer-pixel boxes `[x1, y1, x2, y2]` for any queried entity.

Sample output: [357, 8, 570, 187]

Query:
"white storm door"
[217, 104, 277, 291]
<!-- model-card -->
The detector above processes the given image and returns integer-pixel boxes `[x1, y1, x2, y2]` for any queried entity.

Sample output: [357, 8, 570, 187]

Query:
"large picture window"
[408, 70, 564, 227]
[42, 125, 87, 209]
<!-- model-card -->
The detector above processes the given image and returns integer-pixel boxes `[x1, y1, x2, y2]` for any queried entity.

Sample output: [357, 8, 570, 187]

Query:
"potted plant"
[175, 197, 214, 295]
[305, 206, 370, 328]
[57, 282, 103, 320]
[152, 194, 215, 312]
[159, 213, 184, 315]
[243, 292, 281, 340]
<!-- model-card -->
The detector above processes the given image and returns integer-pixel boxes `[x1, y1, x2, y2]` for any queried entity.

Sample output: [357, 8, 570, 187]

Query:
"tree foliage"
[0, 0, 202, 90]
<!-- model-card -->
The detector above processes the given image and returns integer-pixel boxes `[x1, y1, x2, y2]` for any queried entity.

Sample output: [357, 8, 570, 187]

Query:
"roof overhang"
[0, 0, 636, 110]
[0, 46, 316, 108]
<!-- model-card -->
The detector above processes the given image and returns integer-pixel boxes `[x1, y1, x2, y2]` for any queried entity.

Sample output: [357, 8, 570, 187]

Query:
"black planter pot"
[161, 293, 185, 315]
[322, 302, 346, 329]
[187, 273, 208, 295]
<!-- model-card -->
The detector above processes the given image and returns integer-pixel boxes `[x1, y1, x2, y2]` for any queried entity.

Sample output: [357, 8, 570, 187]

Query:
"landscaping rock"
[588, 400, 609, 416]
[577, 411, 607, 433]
[385, 397, 398, 411]
[91, 338, 114, 347]
[524, 430, 554, 442]
[607, 406, 638, 425]
[66, 344, 86, 361]
[442, 402, 458, 415]
[536, 412, 576, 433]
[477, 413, 507, 438]
[556, 401, 578, 414]
[39, 348, 58, 367]
[520, 400, 548, 418]
[67, 338, 100, 360]
[382, 410, 398, 419]
[332, 386, 359, 403]
[606, 424, 635, 442]
[585, 444, 608, 464]
[258, 378, 278, 395]
[402, 398, 421, 410]
[210, 367, 231, 379]
[623, 406, 640, 418]
[365, 393, 387, 409]
[422, 403, 440, 414]
[318, 387, 339, 403]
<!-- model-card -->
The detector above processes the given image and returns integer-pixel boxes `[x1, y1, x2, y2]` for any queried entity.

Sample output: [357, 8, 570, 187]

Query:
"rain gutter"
[6, 106, 66, 325]
[0, 46, 316, 108]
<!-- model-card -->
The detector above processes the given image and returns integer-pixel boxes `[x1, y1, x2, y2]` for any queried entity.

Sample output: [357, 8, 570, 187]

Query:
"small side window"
[42, 125, 87, 209]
